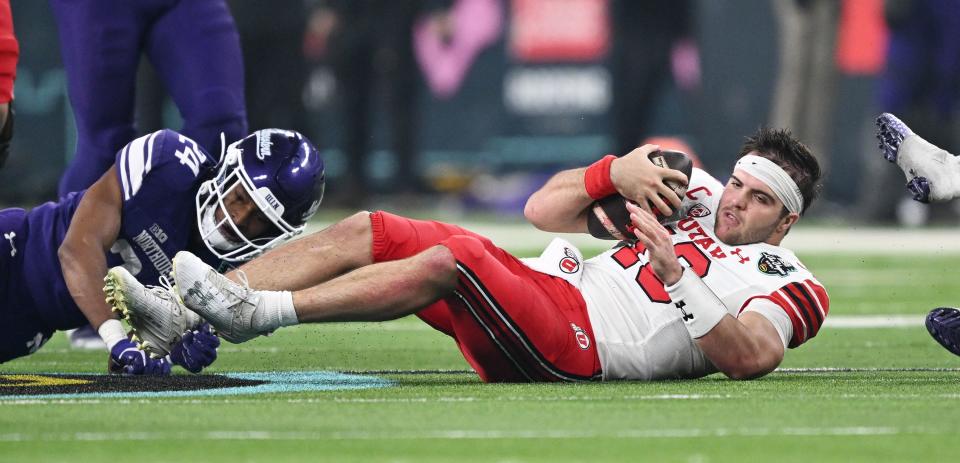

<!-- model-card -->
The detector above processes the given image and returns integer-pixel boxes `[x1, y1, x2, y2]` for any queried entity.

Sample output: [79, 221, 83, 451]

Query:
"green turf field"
[2, 248, 959, 462]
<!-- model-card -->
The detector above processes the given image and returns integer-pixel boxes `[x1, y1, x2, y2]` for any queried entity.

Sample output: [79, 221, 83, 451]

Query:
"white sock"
[254, 290, 299, 331]
[97, 319, 127, 350]
[277, 291, 299, 327]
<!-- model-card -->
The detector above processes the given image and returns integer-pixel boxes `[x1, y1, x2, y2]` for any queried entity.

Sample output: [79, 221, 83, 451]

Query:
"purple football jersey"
[16, 130, 219, 330]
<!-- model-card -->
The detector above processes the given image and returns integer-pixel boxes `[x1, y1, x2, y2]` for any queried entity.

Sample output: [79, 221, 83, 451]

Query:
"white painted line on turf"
[347, 315, 930, 330]
[217, 315, 931, 335]
[0, 426, 922, 442]
[6, 386, 960, 406]
[323, 394, 735, 403]
[0, 394, 734, 406]
[35, 346, 289, 355]
[823, 315, 925, 328]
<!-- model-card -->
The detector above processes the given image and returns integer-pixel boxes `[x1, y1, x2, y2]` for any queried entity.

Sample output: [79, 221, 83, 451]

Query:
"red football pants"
[370, 211, 602, 383]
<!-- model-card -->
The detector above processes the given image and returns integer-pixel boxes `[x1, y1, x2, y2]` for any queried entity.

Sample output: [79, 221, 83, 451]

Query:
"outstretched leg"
[104, 211, 468, 351]
[231, 211, 376, 291]
[104, 211, 378, 354]
[170, 245, 457, 343]
[877, 113, 960, 203]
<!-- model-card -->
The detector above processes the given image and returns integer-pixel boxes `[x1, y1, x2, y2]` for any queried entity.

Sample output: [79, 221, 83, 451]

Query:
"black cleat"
[926, 307, 960, 357]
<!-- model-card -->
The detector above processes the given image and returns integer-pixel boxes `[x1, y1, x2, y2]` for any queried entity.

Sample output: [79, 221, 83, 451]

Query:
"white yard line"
[4, 384, 960, 407]
[824, 315, 925, 328]
[0, 426, 924, 442]
[303, 315, 929, 331]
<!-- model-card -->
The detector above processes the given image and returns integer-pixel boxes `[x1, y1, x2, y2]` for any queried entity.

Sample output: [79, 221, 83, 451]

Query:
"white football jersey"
[578, 168, 829, 380]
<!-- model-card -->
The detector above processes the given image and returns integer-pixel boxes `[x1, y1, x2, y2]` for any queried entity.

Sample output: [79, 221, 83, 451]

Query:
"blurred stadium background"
[2, 0, 946, 226]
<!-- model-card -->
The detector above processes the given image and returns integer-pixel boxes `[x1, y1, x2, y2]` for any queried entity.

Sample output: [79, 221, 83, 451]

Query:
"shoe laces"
[213, 270, 252, 306]
[235, 269, 250, 287]
[158, 274, 173, 291]
[145, 275, 176, 300]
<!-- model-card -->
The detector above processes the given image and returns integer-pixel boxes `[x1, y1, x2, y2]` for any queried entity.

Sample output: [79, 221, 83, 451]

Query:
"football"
[586, 149, 693, 240]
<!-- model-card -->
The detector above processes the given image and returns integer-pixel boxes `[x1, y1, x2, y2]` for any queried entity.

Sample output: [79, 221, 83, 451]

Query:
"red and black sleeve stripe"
[769, 280, 830, 348]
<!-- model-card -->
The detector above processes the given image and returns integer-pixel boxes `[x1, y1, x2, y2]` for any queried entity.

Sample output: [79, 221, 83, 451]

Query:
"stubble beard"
[713, 211, 780, 246]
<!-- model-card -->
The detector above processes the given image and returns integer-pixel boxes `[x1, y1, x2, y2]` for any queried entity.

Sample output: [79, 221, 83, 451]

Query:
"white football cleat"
[104, 266, 202, 357]
[171, 251, 271, 344]
[877, 112, 960, 203]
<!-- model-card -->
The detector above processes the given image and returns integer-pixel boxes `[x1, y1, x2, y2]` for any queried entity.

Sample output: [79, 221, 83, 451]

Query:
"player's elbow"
[722, 365, 766, 381]
[523, 196, 550, 231]
[57, 239, 82, 271]
[57, 234, 98, 273]
[58, 240, 75, 263]
[718, 354, 777, 380]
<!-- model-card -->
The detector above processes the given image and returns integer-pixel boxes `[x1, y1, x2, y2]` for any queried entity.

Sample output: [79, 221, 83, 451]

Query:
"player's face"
[714, 170, 790, 246]
[215, 184, 274, 243]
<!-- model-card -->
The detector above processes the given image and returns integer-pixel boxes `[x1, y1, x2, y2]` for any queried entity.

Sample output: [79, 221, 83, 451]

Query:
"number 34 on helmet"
[195, 129, 326, 262]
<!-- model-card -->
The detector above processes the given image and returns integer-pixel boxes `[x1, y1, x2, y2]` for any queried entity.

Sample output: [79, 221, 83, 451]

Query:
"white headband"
[734, 154, 803, 214]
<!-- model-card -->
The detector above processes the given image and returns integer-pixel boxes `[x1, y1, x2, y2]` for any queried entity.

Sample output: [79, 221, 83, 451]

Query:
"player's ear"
[776, 212, 800, 234]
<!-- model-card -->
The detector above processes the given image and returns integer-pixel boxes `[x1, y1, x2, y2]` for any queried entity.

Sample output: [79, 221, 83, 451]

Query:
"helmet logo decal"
[257, 133, 272, 160]
[255, 129, 296, 160]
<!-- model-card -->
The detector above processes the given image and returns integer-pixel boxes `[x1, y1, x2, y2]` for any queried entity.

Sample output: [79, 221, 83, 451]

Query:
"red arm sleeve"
[0, 0, 18, 103]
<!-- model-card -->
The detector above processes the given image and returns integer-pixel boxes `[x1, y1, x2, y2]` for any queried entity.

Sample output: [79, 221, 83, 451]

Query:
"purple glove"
[108, 339, 171, 375]
[169, 323, 220, 373]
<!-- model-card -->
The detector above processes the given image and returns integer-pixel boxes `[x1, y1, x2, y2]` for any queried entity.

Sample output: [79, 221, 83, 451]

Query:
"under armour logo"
[187, 283, 215, 307]
[731, 248, 749, 264]
[3, 231, 15, 257]
[675, 300, 694, 321]
[25, 332, 45, 353]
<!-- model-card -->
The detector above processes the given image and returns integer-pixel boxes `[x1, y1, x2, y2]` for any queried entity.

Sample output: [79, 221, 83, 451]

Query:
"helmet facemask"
[195, 140, 306, 262]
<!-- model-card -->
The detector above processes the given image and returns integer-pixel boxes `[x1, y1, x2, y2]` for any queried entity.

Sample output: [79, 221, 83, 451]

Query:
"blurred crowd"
[3, 0, 960, 226]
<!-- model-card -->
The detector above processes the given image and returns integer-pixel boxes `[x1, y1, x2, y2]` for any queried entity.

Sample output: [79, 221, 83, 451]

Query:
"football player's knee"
[184, 117, 247, 152]
[330, 211, 373, 241]
[418, 245, 459, 290]
[345, 211, 374, 230]
[92, 125, 136, 154]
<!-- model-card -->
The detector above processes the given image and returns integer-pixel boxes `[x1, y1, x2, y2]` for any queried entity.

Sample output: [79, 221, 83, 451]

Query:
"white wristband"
[664, 269, 728, 339]
[97, 319, 127, 350]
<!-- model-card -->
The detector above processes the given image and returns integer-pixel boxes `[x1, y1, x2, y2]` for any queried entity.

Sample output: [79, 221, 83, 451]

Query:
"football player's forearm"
[59, 241, 115, 329]
[59, 166, 123, 328]
[524, 168, 592, 232]
[695, 317, 777, 380]
[664, 270, 782, 379]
